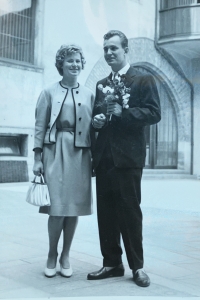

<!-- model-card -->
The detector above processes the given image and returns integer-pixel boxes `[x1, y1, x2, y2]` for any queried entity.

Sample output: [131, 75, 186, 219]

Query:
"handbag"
[26, 174, 51, 206]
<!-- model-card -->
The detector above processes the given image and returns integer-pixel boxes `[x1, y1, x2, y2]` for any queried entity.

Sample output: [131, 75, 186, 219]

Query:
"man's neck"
[111, 61, 128, 73]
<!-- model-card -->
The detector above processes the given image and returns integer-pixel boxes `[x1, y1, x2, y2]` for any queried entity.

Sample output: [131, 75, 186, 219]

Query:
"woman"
[33, 44, 94, 278]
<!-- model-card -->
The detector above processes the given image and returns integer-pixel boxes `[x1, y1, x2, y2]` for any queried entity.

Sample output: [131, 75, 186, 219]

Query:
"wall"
[42, 0, 156, 86]
[1, 0, 197, 180]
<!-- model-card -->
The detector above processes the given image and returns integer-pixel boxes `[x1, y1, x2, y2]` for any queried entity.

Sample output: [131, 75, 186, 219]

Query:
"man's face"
[103, 35, 127, 71]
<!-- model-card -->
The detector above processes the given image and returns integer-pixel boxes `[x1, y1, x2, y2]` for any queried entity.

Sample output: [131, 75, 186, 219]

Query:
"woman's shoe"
[60, 263, 73, 278]
[45, 253, 58, 277]
[44, 266, 57, 278]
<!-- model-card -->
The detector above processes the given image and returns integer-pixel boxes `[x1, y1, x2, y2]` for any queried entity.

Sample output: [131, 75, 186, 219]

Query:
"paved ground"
[0, 178, 200, 300]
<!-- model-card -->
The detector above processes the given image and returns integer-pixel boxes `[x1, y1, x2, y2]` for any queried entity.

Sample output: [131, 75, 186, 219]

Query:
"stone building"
[0, 0, 199, 182]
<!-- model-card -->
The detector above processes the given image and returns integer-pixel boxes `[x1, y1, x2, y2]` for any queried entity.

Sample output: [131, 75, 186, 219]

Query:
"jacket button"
[79, 132, 82, 135]
[78, 103, 81, 106]
[76, 91, 79, 94]
[79, 117, 82, 121]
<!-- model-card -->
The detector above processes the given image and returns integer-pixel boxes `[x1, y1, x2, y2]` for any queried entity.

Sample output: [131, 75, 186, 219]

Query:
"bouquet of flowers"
[97, 75, 131, 120]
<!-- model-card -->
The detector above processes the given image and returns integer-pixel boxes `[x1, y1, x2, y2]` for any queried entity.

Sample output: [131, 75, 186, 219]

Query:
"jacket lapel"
[121, 66, 137, 88]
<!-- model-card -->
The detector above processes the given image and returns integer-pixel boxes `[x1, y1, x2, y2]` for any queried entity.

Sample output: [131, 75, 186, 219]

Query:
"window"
[0, 135, 28, 156]
[0, 0, 36, 64]
[160, 0, 197, 10]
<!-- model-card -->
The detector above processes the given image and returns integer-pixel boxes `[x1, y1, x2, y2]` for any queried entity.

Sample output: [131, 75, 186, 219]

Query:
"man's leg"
[96, 164, 122, 267]
[112, 167, 150, 287]
[87, 158, 124, 280]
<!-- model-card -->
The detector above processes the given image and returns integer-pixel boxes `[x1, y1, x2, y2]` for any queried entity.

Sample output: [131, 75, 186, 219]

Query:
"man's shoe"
[87, 264, 125, 280]
[133, 269, 150, 287]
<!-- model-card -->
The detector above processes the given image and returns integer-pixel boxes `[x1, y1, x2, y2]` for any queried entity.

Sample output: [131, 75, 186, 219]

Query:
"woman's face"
[62, 52, 82, 78]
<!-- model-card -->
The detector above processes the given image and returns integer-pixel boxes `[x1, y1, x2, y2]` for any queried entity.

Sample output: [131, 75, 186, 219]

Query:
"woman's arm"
[32, 148, 44, 176]
[33, 89, 51, 150]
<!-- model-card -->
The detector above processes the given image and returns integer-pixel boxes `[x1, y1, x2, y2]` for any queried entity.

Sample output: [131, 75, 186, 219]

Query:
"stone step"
[144, 169, 189, 174]
[143, 170, 197, 179]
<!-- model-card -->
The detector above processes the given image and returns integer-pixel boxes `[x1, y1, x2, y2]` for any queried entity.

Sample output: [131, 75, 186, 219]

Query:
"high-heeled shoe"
[44, 266, 57, 278]
[44, 254, 58, 278]
[60, 263, 73, 278]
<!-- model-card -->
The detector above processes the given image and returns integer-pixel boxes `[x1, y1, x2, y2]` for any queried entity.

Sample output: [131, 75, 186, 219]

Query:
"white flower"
[102, 86, 114, 94]
[98, 84, 103, 91]
[122, 93, 130, 109]
[123, 99, 129, 105]
[122, 93, 130, 100]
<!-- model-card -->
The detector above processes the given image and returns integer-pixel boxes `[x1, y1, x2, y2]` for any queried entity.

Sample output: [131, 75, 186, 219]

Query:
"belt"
[57, 127, 75, 132]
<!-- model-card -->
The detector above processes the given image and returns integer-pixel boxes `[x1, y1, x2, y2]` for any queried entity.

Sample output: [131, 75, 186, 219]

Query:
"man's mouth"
[106, 57, 115, 61]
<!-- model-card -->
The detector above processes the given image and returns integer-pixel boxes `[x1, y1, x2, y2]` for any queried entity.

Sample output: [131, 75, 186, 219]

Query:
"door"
[133, 66, 178, 169]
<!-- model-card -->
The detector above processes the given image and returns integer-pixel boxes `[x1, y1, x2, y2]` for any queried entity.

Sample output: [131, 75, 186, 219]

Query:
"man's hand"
[92, 113, 107, 129]
[107, 102, 122, 117]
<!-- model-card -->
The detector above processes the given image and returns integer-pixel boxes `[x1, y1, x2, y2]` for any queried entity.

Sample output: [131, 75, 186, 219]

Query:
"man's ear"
[124, 47, 129, 54]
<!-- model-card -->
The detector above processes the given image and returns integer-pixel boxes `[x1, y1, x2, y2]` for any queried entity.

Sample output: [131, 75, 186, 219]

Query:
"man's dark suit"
[92, 66, 161, 272]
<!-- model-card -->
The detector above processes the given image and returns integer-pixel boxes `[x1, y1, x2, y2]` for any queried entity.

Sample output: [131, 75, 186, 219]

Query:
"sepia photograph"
[0, 0, 200, 299]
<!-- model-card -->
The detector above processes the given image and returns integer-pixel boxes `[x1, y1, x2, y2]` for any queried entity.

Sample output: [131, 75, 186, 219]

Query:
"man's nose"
[107, 48, 112, 55]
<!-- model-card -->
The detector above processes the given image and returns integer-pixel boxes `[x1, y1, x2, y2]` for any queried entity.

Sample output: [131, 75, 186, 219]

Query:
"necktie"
[113, 72, 118, 80]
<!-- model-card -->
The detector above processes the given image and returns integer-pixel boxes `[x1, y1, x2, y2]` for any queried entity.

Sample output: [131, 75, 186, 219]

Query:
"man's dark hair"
[103, 30, 128, 48]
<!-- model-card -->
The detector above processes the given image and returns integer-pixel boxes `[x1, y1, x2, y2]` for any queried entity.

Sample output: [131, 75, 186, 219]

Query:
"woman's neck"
[61, 77, 78, 88]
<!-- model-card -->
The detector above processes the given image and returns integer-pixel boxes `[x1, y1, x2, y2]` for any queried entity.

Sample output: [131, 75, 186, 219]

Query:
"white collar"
[112, 63, 130, 79]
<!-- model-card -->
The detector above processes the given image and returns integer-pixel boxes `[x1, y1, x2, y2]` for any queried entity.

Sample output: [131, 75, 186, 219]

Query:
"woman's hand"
[33, 148, 43, 176]
[33, 160, 44, 176]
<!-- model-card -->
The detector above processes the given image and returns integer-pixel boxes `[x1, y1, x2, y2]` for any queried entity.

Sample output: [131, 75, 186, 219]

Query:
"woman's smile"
[62, 53, 82, 77]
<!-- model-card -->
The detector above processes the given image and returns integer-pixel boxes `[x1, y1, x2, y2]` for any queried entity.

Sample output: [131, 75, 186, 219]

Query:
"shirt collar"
[112, 63, 130, 79]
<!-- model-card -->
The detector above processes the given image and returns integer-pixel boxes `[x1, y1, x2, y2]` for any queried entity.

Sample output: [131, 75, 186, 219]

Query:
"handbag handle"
[32, 174, 46, 184]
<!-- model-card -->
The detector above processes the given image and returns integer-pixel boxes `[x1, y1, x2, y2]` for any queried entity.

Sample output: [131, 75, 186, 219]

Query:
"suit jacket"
[34, 82, 94, 150]
[92, 66, 161, 168]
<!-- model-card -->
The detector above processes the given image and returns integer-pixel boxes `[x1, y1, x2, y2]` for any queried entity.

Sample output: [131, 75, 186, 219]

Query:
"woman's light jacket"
[34, 82, 94, 150]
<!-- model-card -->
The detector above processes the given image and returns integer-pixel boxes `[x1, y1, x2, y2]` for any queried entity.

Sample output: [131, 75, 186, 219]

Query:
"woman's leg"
[47, 216, 65, 268]
[60, 216, 78, 268]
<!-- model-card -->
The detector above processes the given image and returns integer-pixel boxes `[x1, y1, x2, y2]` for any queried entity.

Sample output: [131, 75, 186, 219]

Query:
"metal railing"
[0, 1, 35, 64]
[160, 0, 198, 10]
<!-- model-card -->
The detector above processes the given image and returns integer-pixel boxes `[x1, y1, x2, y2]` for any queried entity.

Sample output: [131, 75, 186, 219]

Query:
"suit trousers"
[95, 143, 144, 272]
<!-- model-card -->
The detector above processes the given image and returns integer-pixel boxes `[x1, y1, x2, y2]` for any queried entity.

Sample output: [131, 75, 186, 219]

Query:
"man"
[88, 30, 161, 287]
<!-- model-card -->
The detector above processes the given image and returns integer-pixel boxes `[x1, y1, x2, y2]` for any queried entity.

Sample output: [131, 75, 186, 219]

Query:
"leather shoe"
[133, 269, 150, 287]
[87, 264, 124, 280]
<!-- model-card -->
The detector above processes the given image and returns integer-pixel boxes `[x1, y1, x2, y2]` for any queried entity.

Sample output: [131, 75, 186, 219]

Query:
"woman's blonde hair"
[55, 44, 86, 76]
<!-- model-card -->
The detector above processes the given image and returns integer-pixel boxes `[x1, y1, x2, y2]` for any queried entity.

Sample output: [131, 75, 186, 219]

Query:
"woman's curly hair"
[55, 44, 86, 76]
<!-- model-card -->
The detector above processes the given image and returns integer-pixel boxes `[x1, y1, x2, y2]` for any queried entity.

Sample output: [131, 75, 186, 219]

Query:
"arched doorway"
[134, 65, 178, 169]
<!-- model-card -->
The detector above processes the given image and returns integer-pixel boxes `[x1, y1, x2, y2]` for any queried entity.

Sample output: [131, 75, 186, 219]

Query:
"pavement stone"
[0, 178, 200, 299]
